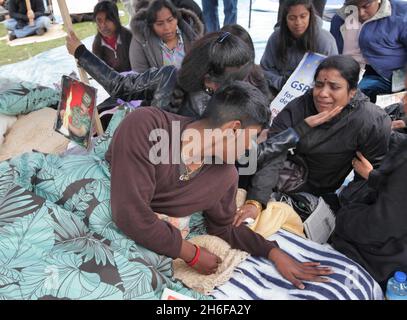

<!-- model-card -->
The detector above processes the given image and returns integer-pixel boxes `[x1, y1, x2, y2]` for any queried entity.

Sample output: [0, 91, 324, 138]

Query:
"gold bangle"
[245, 200, 262, 213]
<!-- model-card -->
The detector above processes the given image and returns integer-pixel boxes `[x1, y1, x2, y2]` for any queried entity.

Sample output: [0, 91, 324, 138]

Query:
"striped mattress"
[212, 230, 384, 300]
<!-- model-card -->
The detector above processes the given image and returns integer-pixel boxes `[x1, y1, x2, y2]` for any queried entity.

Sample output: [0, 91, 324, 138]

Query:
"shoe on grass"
[8, 32, 17, 41]
[36, 28, 46, 36]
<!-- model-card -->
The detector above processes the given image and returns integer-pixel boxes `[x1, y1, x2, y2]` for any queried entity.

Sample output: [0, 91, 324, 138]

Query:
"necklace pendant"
[179, 174, 190, 181]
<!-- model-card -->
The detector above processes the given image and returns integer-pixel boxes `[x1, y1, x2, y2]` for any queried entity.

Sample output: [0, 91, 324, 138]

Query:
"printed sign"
[270, 52, 326, 120]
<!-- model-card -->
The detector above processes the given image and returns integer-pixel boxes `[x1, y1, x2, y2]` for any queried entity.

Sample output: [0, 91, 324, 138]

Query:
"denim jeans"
[202, 0, 238, 33]
[5, 16, 51, 38]
[359, 74, 392, 103]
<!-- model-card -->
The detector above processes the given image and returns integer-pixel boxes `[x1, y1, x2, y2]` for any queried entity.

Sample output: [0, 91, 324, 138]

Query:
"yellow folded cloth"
[249, 201, 305, 238]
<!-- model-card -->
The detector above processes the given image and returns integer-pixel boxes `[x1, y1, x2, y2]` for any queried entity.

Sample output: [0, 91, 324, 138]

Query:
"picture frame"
[54, 75, 97, 149]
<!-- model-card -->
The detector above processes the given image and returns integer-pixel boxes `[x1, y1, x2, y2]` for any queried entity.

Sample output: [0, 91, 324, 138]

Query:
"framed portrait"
[54, 75, 97, 149]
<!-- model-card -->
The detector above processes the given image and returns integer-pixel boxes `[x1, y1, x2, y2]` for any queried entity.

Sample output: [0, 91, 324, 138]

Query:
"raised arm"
[66, 32, 177, 108]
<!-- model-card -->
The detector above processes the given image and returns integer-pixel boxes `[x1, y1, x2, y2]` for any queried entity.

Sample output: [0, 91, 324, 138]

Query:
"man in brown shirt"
[107, 81, 333, 289]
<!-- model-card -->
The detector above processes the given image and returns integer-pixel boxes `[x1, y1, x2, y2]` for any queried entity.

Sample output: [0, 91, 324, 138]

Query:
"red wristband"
[187, 245, 201, 267]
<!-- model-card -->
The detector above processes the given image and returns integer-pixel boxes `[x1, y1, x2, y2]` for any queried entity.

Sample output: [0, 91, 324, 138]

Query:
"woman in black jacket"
[332, 139, 407, 288]
[236, 55, 391, 223]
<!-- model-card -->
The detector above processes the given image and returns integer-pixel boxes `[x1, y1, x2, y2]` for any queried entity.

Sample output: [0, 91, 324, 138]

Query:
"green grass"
[0, 2, 129, 67]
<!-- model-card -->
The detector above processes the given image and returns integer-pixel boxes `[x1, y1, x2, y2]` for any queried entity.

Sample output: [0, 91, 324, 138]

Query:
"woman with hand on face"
[333, 140, 407, 288]
[260, 0, 337, 95]
[236, 55, 392, 224]
[129, 0, 203, 73]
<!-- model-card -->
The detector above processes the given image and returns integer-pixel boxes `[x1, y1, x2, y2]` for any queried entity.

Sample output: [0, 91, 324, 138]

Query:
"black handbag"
[275, 153, 309, 194]
[272, 152, 315, 221]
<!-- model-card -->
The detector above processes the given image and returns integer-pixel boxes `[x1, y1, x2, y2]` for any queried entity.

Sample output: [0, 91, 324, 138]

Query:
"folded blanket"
[173, 235, 249, 295]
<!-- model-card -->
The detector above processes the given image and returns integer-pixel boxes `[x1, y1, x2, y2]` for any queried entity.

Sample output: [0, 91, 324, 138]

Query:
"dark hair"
[220, 25, 273, 103]
[177, 32, 253, 92]
[220, 24, 255, 61]
[93, 0, 122, 35]
[314, 55, 360, 90]
[344, 0, 377, 5]
[169, 32, 253, 112]
[202, 81, 270, 129]
[277, 0, 317, 64]
[146, 0, 180, 27]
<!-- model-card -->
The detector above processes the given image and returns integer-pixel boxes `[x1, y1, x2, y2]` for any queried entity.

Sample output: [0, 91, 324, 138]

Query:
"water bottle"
[385, 271, 407, 300]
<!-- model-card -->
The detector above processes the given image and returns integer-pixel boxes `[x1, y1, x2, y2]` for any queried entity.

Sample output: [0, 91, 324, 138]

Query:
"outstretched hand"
[305, 105, 345, 128]
[269, 248, 333, 289]
[66, 31, 82, 56]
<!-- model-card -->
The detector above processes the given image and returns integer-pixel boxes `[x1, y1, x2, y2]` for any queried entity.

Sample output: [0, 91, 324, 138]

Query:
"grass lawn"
[0, 2, 129, 67]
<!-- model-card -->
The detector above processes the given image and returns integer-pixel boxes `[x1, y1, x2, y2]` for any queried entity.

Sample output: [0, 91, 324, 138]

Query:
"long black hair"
[177, 32, 252, 92]
[277, 0, 317, 63]
[220, 24, 255, 61]
[220, 24, 273, 103]
[170, 32, 253, 112]
[93, 0, 122, 36]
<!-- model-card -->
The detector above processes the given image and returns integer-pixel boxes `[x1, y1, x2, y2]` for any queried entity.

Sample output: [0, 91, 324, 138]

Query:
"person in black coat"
[332, 138, 407, 288]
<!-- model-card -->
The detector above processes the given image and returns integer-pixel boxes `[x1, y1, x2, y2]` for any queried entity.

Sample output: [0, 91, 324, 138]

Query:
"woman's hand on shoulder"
[352, 151, 373, 180]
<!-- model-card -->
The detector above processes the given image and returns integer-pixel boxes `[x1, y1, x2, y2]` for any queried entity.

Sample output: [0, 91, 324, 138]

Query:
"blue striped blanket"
[212, 230, 384, 300]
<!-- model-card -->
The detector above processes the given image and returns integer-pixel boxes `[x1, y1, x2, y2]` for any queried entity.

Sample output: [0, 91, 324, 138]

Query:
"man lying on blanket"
[107, 81, 340, 289]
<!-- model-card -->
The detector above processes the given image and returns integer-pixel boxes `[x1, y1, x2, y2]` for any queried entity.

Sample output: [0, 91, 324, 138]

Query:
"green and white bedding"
[0, 107, 207, 300]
